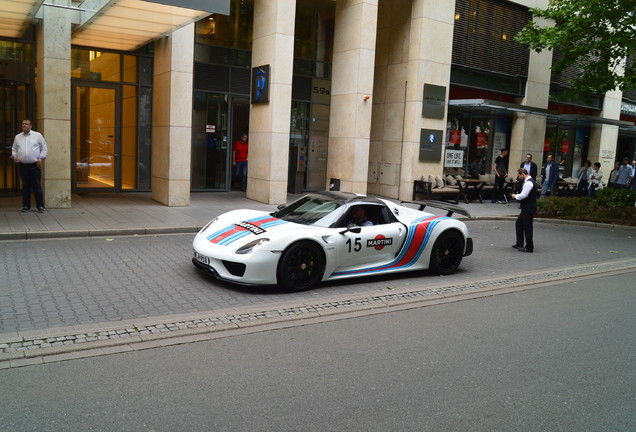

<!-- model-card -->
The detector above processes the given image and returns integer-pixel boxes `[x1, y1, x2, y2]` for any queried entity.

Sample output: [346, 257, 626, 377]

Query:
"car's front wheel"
[429, 230, 464, 275]
[277, 241, 325, 291]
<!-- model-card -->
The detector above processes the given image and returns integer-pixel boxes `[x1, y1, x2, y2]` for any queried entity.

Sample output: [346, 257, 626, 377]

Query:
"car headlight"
[235, 238, 270, 255]
[201, 218, 218, 233]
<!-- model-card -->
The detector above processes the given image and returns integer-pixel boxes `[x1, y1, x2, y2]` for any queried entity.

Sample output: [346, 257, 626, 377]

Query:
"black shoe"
[21, 207, 30, 212]
[37, 207, 45, 213]
[518, 247, 533, 253]
[512, 244, 523, 249]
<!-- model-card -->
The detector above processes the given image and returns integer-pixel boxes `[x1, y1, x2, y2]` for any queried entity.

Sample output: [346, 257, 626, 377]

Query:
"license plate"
[194, 251, 209, 265]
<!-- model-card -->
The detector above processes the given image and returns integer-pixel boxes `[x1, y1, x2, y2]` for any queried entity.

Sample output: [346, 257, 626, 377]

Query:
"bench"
[412, 180, 460, 204]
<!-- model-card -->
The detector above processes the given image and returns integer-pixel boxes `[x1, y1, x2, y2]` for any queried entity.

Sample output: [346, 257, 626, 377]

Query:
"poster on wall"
[493, 132, 507, 154]
[445, 149, 464, 168]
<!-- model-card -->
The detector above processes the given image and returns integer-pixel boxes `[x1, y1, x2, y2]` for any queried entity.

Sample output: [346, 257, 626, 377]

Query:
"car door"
[335, 220, 406, 273]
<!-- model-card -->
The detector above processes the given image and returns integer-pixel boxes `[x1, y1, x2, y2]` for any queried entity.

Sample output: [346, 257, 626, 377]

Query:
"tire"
[429, 230, 464, 275]
[276, 241, 325, 291]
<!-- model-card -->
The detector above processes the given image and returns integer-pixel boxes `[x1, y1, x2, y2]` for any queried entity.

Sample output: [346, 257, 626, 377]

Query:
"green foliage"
[515, 0, 636, 99]
[537, 195, 636, 226]
[594, 187, 636, 208]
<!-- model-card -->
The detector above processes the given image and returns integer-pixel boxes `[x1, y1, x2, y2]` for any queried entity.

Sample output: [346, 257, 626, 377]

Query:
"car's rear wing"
[401, 200, 471, 219]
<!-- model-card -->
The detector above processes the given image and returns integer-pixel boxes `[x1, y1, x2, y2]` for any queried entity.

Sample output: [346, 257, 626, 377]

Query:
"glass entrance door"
[192, 92, 229, 190]
[73, 85, 120, 191]
[0, 80, 27, 195]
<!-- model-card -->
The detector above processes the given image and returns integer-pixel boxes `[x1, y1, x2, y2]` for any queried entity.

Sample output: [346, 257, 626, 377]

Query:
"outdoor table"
[458, 179, 487, 203]
[557, 181, 576, 197]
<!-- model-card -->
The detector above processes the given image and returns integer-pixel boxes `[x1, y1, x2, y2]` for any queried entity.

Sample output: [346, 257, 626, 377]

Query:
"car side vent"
[222, 261, 246, 277]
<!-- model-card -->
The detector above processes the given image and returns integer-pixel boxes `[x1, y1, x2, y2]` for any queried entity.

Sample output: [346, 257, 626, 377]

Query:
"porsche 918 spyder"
[192, 191, 472, 291]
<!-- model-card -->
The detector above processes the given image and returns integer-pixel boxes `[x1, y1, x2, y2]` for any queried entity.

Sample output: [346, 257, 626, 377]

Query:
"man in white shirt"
[11, 119, 48, 213]
[511, 168, 537, 253]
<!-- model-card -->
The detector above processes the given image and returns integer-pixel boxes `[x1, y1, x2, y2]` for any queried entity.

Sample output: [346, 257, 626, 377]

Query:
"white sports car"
[192, 191, 472, 291]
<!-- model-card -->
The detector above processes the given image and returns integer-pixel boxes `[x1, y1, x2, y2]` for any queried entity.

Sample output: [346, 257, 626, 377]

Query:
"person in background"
[520, 153, 538, 178]
[588, 162, 603, 198]
[11, 119, 48, 213]
[492, 148, 508, 204]
[233, 133, 249, 192]
[631, 161, 636, 191]
[540, 154, 559, 198]
[511, 168, 537, 253]
[607, 161, 621, 188]
[615, 158, 633, 189]
[576, 160, 593, 196]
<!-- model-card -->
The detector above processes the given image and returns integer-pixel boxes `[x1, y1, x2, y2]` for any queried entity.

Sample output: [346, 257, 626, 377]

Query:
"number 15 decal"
[346, 237, 362, 253]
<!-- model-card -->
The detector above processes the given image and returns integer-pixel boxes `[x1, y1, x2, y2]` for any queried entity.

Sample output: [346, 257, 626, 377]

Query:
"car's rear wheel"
[429, 230, 464, 275]
[277, 241, 325, 291]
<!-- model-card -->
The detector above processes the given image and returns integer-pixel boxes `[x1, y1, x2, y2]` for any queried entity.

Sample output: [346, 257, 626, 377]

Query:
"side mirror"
[276, 204, 286, 210]
[340, 224, 362, 235]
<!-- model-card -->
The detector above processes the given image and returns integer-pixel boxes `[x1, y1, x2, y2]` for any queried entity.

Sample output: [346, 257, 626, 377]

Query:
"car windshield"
[272, 195, 342, 226]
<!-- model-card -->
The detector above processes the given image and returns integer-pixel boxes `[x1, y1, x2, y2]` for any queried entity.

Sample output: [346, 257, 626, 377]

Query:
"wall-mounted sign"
[311, 78, 331, 104]
[206, 125, 216, 133]
[251, 65, 270, 104]
[419, 129, 443, 161]
[422, 84, 446, 119]
[445, 149, 464, 168]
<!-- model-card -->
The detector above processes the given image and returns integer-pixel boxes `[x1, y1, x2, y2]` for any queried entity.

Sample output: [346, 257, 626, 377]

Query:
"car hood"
[200, 210, 295, 247]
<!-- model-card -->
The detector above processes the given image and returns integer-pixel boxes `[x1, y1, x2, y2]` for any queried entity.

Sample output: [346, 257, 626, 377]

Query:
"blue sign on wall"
[251, 65, 270, 104]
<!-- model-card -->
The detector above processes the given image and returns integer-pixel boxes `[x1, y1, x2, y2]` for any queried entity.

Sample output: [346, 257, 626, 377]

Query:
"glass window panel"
[195, 0, 254, 50]
[71, 49, 121, 82]
[123, 55, 138, 83]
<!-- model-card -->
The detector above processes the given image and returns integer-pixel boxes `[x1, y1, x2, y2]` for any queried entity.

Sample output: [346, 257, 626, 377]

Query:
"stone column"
[152, 24, 194, 206]
[326, 0, 378, 194]
[397, 0, 454, 201]
[588, 89, 621, 169]
[510, 17, 553, 175]
[248, 0, 296, 205]
[37, 0, 72, 208]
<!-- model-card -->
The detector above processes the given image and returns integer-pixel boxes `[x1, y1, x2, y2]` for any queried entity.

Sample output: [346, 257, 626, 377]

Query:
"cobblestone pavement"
[2, 220, 635, 338]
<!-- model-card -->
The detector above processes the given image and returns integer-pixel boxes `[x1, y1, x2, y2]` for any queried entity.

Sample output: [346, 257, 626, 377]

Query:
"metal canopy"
[0, 0, 229, 51]
[449, 99, 559, 117]
[0, 0, 44, 38]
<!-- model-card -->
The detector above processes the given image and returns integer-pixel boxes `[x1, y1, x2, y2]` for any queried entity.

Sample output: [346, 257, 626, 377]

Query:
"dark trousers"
[515, 206, 536, 251]
[493, 175, 506, 201]
[19, 163, 44, 209]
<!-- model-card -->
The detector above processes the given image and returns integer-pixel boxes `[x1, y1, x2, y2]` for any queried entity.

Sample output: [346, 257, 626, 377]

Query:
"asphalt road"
[1, 220, 635, 333]
[1, 271, 634, 432]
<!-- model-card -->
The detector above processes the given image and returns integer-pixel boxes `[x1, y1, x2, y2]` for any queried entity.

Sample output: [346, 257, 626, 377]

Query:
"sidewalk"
[0, 191, 521, 241]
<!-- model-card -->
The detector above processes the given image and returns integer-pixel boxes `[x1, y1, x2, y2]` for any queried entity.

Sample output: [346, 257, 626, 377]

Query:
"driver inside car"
[347, 206, 374, 227]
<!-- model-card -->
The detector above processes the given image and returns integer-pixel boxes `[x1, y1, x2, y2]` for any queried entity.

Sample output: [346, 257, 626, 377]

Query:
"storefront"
[0, 39, 34, 195]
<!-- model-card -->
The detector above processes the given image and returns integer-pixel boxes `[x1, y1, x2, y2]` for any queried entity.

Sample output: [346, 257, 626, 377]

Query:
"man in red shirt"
[233, 133, 248, 191]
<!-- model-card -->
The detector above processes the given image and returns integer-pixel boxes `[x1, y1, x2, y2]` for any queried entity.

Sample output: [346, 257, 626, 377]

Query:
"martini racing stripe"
[331, 216, 448, 277]
[207, 216, 287, 246]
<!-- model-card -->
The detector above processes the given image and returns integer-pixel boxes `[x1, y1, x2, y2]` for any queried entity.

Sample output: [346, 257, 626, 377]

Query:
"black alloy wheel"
[429, 230, 464, 275]
[277, 241, 325, 291]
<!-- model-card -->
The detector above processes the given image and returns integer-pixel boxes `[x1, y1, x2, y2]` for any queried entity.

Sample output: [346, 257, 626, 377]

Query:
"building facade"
[0, 0, 633, 207]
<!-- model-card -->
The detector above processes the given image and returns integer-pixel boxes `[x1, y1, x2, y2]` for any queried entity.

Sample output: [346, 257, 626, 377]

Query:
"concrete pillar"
[368, 0, 410, 198]
[588, 89, 621, 169]
[397, 0, 454, 201]
[37, 0, 72, 208]
[152, 24, 194, 206]
[248, 0, 296, 205]
[510, 26, 553, 173]
[326, 0, 378, 194]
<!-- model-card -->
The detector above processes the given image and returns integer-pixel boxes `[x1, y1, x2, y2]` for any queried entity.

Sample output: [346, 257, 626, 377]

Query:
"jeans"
[235, 161, 248, 190]
[540, 181, 555, 198]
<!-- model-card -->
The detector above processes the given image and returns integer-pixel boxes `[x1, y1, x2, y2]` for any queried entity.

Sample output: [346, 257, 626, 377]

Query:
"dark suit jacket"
[541, 162, 560, 186]
[520, 161, 538, 179]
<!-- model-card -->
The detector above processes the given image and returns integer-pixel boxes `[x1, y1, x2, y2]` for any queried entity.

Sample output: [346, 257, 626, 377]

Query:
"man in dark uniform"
[511, 167, 537, 253]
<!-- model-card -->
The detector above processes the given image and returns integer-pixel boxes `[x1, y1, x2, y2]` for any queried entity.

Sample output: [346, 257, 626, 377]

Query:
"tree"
[515, 0, 636, 99]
